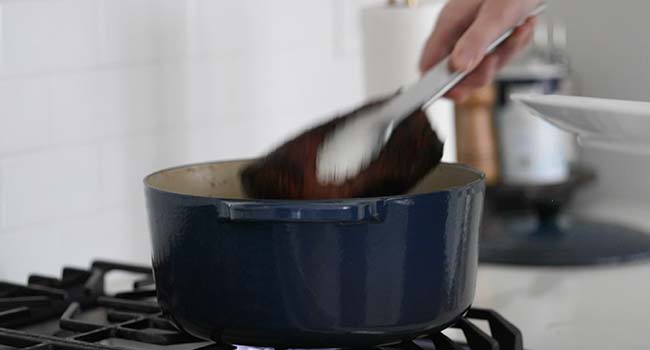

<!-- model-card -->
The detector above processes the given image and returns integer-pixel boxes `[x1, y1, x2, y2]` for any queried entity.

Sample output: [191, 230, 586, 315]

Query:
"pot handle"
[215, 200, 387, 223]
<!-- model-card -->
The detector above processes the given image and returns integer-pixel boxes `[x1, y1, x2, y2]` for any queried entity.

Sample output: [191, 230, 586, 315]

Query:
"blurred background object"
[453, 17, 573, 187]
[545, 0, 650, 229]
[494, 18, 573, 186]
[454, 84, 499, 184]
[472, 15, 650, 266]
[360, 0, 456, 162]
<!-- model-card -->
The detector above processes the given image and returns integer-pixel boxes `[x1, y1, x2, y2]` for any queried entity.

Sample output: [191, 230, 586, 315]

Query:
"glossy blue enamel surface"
[144, 163, 484, 347]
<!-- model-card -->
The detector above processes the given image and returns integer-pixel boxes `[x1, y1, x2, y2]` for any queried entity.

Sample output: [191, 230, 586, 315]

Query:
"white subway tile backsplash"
[331, 0, 385, 56]
[0, 207, 150, 283]
[0, 0, 370, 279]
[0, 146, 102, 228]
[157, 63, 186, 126]
[266, 0, 334, 50]
[0, 77, 49, 155]
[49, 66, 160, 145]
[0, 166, 4, 230]
[159, 58, 270, 129]
[48, 71, 101, 144]
[160, 46, 364, 156]
[0, 0, 98, 76]
[250, 47, 364, 129]
[95, 67, 160, 136]
[195, 0, 271, 57]
[183, 123, 266, 164]
[195, 0, 332, 57]
[157, 0, 199, 60]
[97, 0, 157, 65]
[101, 137, 153, 208]
[100, 133, 183, 208]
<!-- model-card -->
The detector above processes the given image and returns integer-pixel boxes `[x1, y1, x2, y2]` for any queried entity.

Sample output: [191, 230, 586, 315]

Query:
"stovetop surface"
[0, 261, 523, 350]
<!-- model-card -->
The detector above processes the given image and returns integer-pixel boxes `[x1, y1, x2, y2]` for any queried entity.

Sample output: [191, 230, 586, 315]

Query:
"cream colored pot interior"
[144, 160, 483, 199]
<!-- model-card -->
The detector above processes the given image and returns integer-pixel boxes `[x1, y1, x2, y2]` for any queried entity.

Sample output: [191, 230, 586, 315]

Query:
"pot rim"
[143, 158, 485, 203]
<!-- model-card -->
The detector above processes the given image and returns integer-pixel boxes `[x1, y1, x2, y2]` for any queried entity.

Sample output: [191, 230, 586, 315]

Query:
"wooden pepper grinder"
[454, 85, 499, 184]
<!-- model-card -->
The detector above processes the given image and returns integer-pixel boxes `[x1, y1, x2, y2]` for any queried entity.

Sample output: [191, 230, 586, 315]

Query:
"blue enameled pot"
[144, 160, 484, 347]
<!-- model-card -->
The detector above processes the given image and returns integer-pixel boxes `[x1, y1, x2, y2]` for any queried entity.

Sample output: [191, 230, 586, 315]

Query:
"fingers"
[418, 0, 483, 73]
[443, 17, 536, 102]
[419, 0, 541, 101]
[493, 16, 536, 69]
[450, 0, 538, 71]
[444, 55, 499, 101]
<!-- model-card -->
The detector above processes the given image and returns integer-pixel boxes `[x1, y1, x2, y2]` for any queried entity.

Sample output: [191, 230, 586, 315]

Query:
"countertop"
[474, 262, 650, 350]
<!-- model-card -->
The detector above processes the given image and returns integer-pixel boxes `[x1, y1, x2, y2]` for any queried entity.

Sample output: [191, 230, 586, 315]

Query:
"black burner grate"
[0, 261, 522, 350]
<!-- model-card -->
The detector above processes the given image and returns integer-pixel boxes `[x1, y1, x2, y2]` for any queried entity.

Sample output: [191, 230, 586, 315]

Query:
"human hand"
[419, 0, 541, 101]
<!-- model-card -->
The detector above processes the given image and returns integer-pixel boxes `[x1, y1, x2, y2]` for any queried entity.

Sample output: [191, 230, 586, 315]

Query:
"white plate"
[512, 93, 650, 153]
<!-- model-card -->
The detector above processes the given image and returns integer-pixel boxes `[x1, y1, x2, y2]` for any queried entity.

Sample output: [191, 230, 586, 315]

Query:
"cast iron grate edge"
[1, 260, 523, 350]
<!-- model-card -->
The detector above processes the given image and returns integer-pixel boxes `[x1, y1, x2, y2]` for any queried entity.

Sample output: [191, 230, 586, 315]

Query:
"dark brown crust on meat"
[240, 96, 444, 199]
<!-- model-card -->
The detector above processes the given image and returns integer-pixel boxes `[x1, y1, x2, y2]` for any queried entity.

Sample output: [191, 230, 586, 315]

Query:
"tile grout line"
[0, 161, 4, 232]
[0, 41, 342, 83]
[0, 4, 3, 71]
[0, 197, 134, 236]
[97, 134, 107, 210]
[0, 60, 163, 82]
[0, 112, 239, 161]
[94, 0, 106, 69]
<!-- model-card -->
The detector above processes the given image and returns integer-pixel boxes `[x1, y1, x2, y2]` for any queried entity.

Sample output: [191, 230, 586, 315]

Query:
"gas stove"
[0, 261, 523, 350]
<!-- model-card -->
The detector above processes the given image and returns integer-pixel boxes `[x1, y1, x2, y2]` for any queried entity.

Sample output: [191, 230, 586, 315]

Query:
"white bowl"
[512, 94, 650, 153]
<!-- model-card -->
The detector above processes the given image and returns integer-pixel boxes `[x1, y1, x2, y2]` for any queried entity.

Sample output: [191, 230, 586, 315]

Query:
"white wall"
[0, 0, 381, 281]
[546, 0, 650, 229]
[6, 0, 647, 282]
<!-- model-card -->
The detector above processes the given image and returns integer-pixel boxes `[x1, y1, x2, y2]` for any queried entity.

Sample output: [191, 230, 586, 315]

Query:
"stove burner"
[0, 261, 522, 350]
